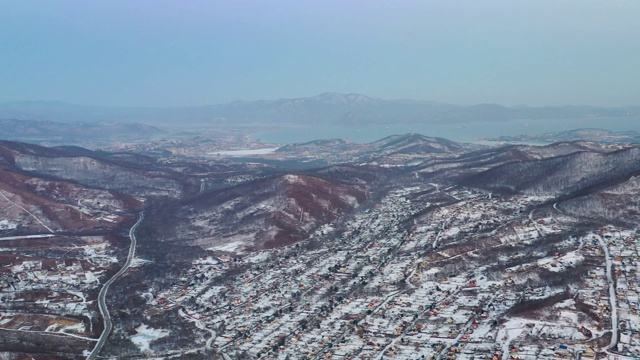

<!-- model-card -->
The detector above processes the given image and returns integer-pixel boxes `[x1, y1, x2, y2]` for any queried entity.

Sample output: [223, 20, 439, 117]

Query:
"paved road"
[0, 234, 54, 241]
[87, 212, 144, 360]
[596, 234, 619, 351]
[552, 202, 565, 215]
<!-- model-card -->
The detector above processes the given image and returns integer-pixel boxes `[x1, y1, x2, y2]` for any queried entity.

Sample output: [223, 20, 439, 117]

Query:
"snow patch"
[282, 174, 306, 185]
[208, 147, 279, 156]
[0, 220, 18, 230]
[130, 324, 169, 352]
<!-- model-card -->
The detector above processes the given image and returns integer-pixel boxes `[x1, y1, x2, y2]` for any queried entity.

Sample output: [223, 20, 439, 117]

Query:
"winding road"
[552, 202, 565, 215]
[87, 211, 144, 360]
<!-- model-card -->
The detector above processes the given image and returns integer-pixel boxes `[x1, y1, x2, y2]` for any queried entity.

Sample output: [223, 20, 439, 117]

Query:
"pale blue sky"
[1, 0, 639, 107]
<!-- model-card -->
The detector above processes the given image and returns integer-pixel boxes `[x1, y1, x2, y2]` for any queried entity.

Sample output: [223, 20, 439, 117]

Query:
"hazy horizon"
[2, 1, 640, 108]
[2, 91, 640, 109]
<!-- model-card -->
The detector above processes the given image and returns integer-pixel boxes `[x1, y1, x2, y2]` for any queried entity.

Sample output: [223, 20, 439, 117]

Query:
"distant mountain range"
[1, 93, 638, 125]
[0, 118, 164, 146]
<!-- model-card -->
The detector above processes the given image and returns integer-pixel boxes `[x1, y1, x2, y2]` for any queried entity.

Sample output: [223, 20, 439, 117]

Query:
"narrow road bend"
[87, 211, 144, 359]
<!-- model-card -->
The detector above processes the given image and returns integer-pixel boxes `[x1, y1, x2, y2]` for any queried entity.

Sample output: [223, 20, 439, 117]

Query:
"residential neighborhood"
[137, 185, 640, 359]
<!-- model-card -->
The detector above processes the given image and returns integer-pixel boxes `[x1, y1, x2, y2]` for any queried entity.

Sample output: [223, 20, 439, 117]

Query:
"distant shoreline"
[207, 147, 280, 156]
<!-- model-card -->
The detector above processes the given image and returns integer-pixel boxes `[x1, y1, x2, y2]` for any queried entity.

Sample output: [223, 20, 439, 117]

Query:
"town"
[135, 185, 640, 359]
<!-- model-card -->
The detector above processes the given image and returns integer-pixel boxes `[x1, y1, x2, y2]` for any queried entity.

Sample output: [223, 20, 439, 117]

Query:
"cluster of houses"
[0, 239, 115, 321]
[104, 129, 262, 158]
[141, 185, 638, 359]
[597, 227, 640, 357]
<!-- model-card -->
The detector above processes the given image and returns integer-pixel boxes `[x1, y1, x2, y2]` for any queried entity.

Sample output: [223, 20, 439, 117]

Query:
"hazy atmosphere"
[5, 2, 640, 359]
[2, 0, 639, 107]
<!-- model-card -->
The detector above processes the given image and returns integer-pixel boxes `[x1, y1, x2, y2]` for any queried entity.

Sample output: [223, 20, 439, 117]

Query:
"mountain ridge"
[0, 118, 164, 146]
[2, 93, 638, 125]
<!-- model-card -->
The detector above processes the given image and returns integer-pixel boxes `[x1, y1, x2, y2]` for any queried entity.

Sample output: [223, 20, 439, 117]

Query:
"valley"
[5, 0, 640, 358]
[0, 134, 639, 359]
